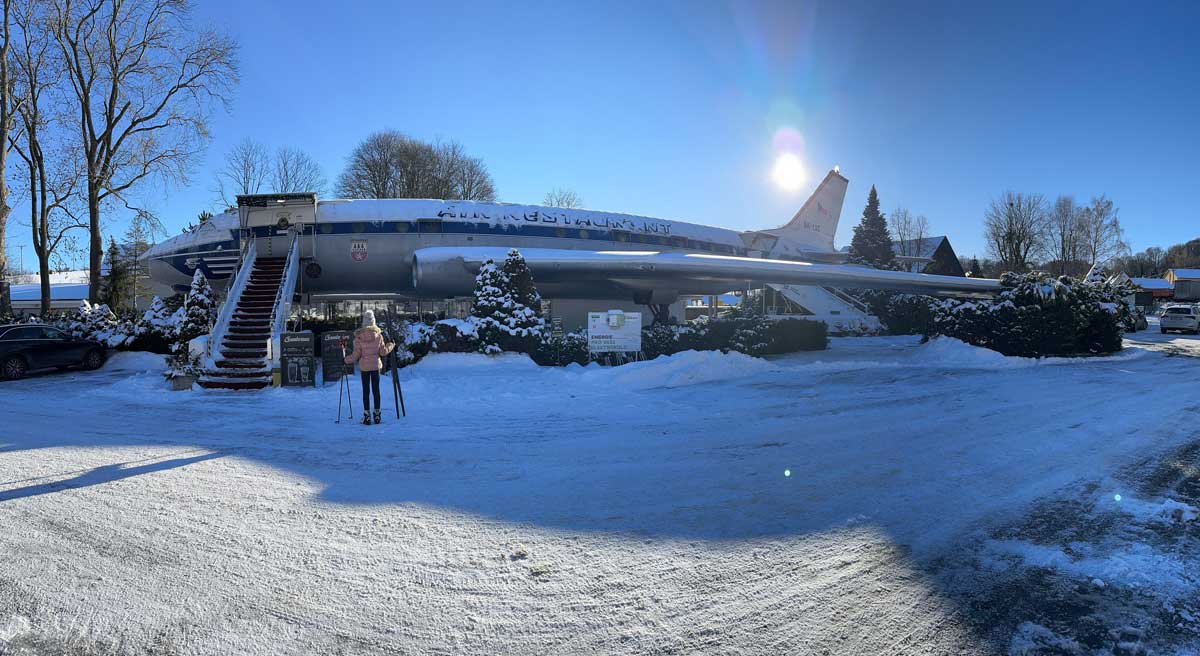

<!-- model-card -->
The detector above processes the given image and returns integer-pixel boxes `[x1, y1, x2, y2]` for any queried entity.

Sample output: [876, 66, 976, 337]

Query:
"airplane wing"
[411, 247, 1000, 299]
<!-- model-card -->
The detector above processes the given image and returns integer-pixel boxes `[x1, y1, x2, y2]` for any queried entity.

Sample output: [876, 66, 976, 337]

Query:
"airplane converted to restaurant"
[143, 168, 998, 388]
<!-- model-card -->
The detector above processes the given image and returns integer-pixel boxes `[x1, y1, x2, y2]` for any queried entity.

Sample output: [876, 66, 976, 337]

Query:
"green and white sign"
[587, 310, 642, 353]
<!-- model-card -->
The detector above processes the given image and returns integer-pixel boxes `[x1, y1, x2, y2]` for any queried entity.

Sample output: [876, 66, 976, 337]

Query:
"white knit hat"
[361, 310, 377, 328]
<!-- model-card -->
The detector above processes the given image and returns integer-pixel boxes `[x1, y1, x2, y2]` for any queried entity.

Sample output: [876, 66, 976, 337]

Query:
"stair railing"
[266, 232, 301, 367]
[822, 286, 872, 314]
[205, 239, 257, 368]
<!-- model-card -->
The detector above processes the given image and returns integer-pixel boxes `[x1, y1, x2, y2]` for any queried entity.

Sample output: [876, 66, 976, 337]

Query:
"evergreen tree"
[100, 237, 131, 310]
[500, 248, 542, 311]
[168, 271, 215, 377]
[186, 210, 215, 233]
[470, 251, 545, 354]
[848, 186, 896, 269]
[122, 218, 156, 311]
[969, 258, 983, 278]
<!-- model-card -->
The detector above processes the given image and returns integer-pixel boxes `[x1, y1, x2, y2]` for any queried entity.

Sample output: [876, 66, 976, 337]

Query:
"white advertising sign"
[587, 310, 642, 353]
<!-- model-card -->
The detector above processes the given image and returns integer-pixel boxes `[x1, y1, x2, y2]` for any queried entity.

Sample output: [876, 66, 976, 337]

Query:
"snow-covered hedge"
[929, 272, 1134, 357]
[862, 291, 936, 336]
[643, 315, 827, 359]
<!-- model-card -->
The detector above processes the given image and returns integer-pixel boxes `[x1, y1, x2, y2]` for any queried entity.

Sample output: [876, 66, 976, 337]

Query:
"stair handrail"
[822, 286, 871, 314]
[267, 233, 301, 367]
[205, 239, 257, 369]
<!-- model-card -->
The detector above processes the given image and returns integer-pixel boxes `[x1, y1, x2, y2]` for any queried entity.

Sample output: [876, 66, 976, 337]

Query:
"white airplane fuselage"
[147, 197, 840, 302]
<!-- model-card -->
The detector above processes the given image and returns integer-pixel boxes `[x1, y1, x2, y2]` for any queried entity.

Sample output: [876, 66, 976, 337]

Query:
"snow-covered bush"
[532, 331, 589, 366]
[128, 296, 184, 353]
[645, 315, 826, 358]
[728, 315, 773, 356]
[929, 272, 1128, 357]
[166, 271, 215, 378]
[65, 300, 137, 347]
[863, 291, 936, 336]
[641, 322, 682, 360]
[471, 250, 545, 354]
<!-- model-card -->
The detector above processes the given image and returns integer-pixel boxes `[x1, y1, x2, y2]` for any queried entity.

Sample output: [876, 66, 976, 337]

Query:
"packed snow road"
[1, 335, 1199, 654]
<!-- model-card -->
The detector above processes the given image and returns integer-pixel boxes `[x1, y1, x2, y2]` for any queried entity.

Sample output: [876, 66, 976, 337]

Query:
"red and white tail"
[773, 168, 849, 251]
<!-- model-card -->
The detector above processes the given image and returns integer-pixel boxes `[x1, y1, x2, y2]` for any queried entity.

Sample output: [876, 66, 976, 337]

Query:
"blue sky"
[10, 0, 1200, 270]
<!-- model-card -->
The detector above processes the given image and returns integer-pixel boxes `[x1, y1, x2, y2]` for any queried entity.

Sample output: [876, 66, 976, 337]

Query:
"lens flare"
[771, 152, 806, 192]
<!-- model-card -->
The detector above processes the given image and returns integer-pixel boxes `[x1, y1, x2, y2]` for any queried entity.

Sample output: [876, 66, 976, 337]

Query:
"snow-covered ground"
[2, 332, 1200, 654]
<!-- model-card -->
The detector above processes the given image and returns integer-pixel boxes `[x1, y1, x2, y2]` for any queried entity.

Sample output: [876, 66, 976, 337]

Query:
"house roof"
[891, 236, 947, 260]
[10, 283, 90, 301]
[1169, 268, 1200, 280]
[1130, 277, 1174, 290]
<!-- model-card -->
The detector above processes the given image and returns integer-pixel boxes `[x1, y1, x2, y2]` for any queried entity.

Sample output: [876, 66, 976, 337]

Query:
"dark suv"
[0, 324, 107, 380]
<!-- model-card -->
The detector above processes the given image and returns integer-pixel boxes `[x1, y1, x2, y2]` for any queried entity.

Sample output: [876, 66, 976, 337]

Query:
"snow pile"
[103, 351, 168, 374]
[1111, 496, 1199, 525]
[408, 352, 537, 372]
[580, 349, 779, 389]
[1008, 621, 1081, 655]
[912, 337, 1021, 368]
[985, 539, 1198, 599]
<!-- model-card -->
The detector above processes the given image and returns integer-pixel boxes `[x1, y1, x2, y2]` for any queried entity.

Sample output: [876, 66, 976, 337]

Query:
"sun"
[771, 152, 806, 192]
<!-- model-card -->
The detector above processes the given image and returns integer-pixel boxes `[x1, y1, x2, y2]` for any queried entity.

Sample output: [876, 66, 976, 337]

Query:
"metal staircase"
[198, 234, 300, 390]
[767, 283, 880, 333]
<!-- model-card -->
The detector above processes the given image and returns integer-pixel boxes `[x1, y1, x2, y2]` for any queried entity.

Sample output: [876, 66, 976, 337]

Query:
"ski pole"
[384, 308, 406, 418]
[335, 366, 344, 424]
[341, 344, 354, 419]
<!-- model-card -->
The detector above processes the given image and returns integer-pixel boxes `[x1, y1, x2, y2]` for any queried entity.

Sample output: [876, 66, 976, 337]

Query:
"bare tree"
[1044, 195, 1087, 276]
[0, 0, 20, 316]
[984, 191, 1046, 273]
[889, 207, 928, 256]
[1079, 194, 1128, 270]
[49, 0, 238, 302]
[1114, 246, 1167, 278]
[544, 186, 583, 209]
[213, 137, 267, 207]
[10, 0, 85, 315]
[336, 129, 495, 201]
[455, 155, 495, 202]
[271, 146, 326, 194]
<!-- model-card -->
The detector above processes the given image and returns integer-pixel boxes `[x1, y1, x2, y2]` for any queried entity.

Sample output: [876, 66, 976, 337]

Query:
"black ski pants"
[361, 370, 381, 411]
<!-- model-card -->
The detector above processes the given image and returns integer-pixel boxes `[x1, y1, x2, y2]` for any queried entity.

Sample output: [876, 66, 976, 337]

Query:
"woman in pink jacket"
[343, 310, 396, 425]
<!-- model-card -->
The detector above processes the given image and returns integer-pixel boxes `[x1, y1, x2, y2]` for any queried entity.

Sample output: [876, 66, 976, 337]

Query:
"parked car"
[0, 324, 107, 380]
[1159, 305, 1200, 334]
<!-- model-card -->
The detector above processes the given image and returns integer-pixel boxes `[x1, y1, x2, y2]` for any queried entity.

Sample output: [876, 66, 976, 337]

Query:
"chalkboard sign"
[321, 330, 354, 382]
[280, 331, 316, 387]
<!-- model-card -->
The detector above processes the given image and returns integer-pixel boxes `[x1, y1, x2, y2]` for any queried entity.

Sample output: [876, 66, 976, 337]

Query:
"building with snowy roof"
[891, 236, 965, 277]
[1164, 269, 1200, 284]
[10, 282, 90, 316]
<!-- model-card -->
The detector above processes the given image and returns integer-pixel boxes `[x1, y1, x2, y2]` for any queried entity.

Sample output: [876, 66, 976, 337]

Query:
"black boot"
[362, 412, 372, 425]
[373, 410, 382, 425]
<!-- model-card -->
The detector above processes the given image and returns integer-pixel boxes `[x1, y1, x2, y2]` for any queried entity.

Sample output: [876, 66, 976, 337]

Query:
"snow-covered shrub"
[929, 272, 1127, 357]
[642, 315, 826, 359]
[471, 250, 545, 354]
[641, 322, 683, 360]
[728, 315, 773, 356]
[430, 318, 480, 353]
[166, 271, 215, 378]
[65, 300, 137, 347]
[863, 291, 936, 336]
[127, 296, 183, 353]
[532, 332, 590, 366]
[765, 319, 828, 353]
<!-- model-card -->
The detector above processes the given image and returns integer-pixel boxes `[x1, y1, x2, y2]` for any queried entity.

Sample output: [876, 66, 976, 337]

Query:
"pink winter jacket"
[343, 326, 394, 372]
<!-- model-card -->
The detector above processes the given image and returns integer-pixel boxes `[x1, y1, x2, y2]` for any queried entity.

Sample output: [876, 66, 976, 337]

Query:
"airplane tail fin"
[773, 168, 848, 251]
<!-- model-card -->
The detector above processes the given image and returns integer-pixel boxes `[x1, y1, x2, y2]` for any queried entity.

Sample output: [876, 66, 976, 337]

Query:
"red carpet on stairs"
[198, 257, 287, 390]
